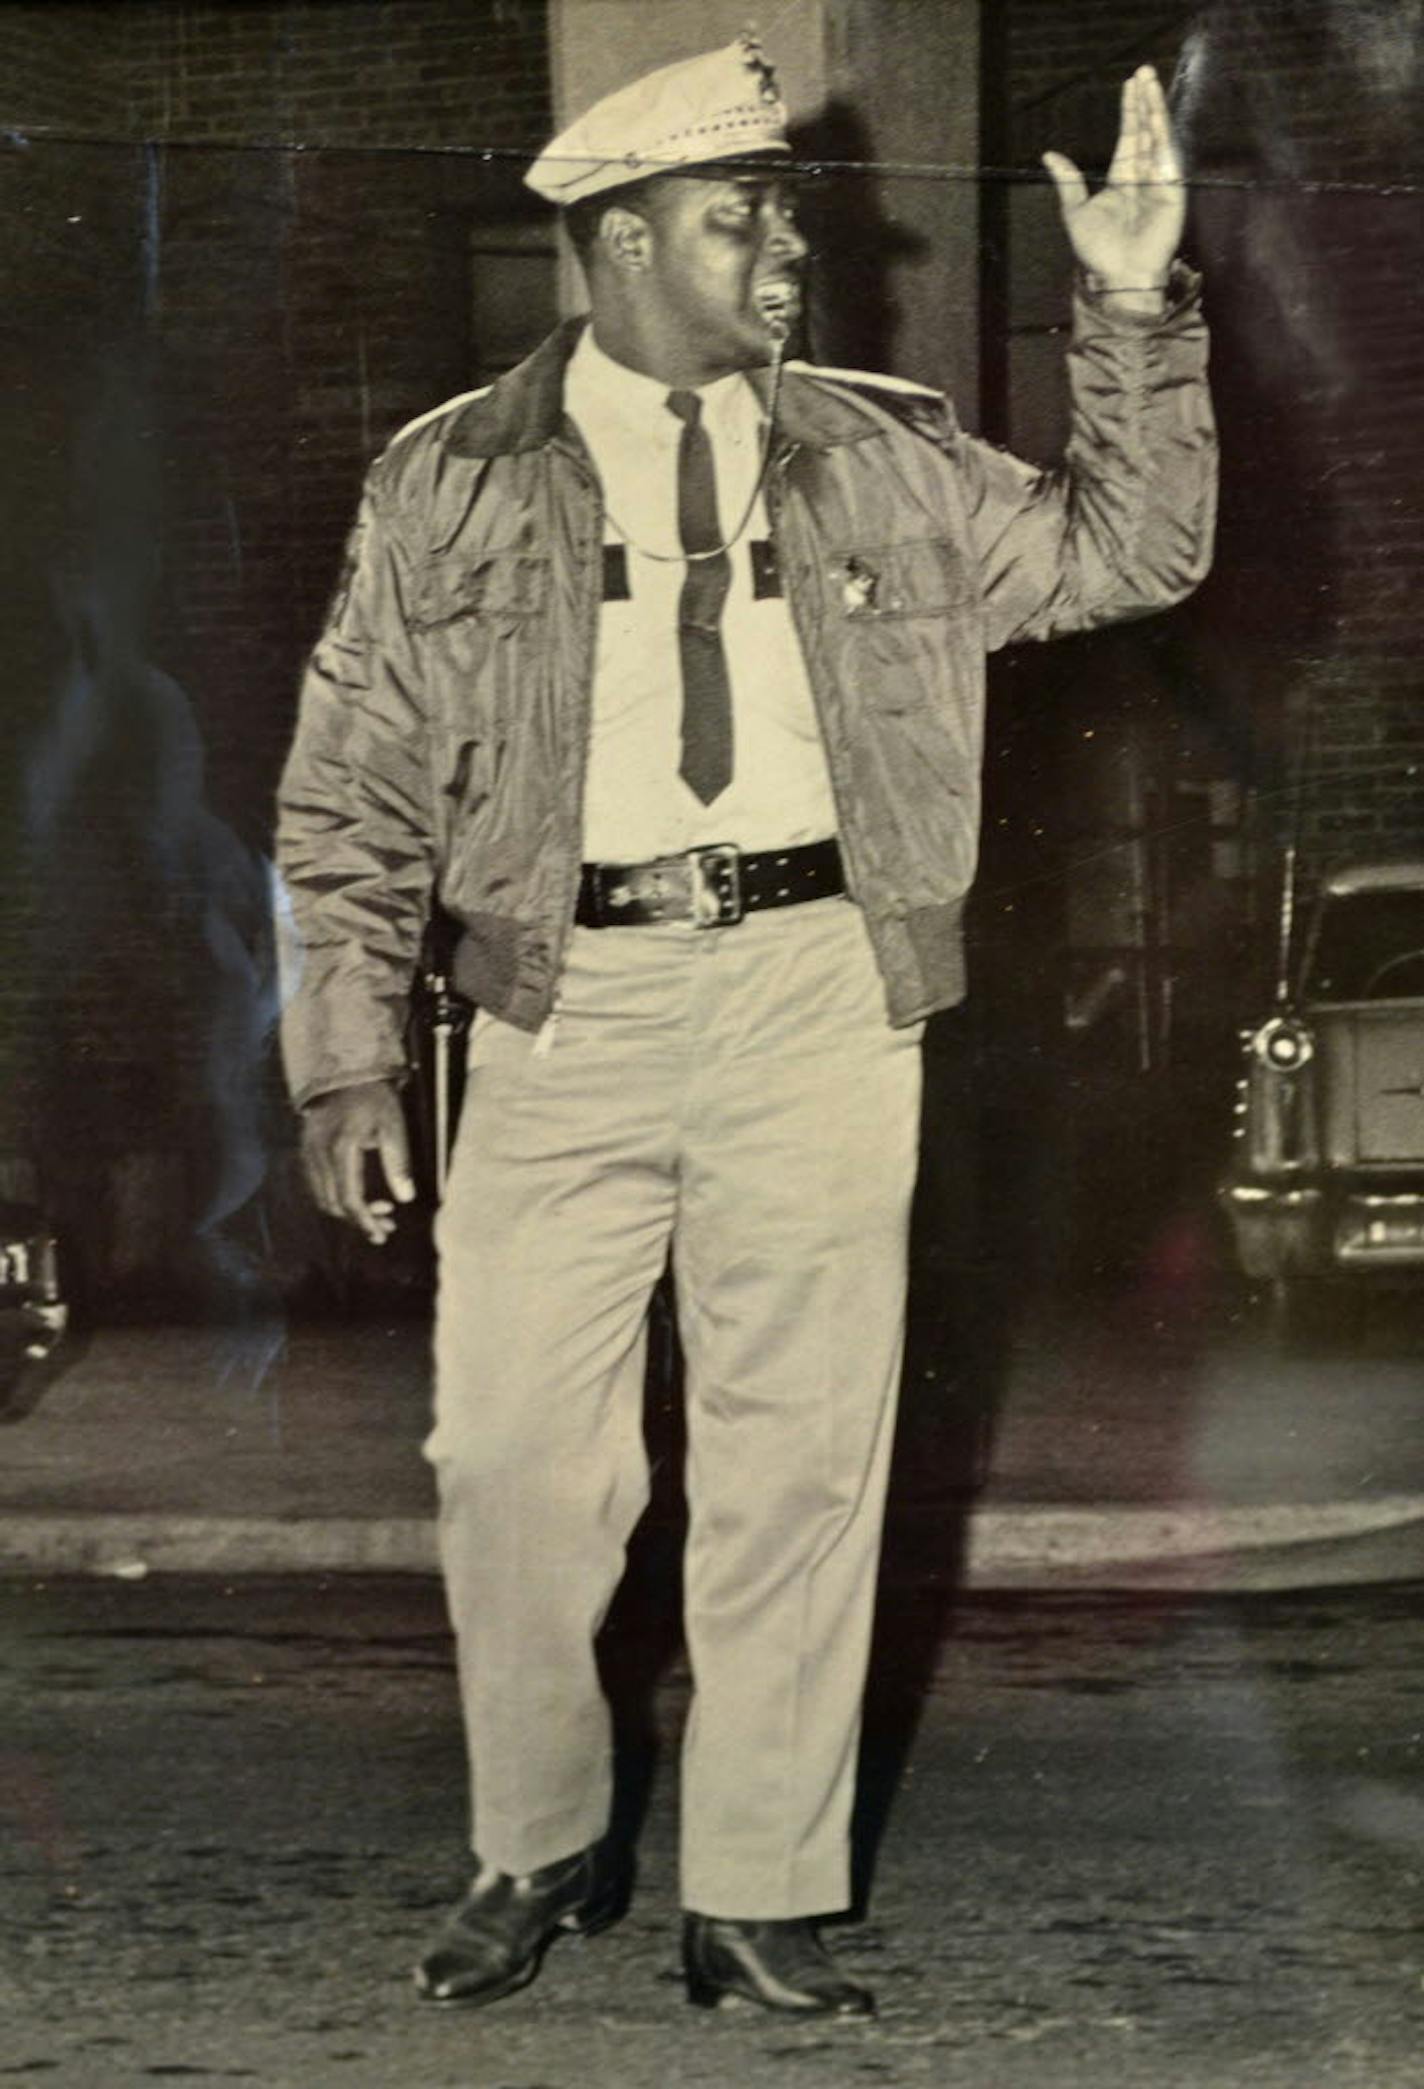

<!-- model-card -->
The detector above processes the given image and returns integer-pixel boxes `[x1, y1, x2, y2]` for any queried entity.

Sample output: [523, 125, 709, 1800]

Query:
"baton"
[425, 966, 474, 1201]
[434, 1013, 451, 1202]
[429, 969, 455, 1201]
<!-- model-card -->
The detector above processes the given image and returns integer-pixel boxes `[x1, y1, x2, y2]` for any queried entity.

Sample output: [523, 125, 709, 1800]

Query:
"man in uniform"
[276, 37, 1214, 2019]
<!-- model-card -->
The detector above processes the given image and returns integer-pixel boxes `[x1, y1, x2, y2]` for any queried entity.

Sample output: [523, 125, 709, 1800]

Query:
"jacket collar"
[445, 318, 884, 458]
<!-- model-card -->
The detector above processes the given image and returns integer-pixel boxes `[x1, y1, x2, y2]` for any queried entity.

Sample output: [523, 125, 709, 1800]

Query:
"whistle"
[754, 283, 795, 343]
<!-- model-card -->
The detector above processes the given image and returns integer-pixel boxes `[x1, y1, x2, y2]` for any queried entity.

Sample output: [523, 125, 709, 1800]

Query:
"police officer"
[276, 37, 1214, 2018]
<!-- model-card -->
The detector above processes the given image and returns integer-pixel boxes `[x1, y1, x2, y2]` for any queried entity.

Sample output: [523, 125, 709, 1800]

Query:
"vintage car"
[0, 1202, 69, 1420]
[1221, 860, 1424, 1333]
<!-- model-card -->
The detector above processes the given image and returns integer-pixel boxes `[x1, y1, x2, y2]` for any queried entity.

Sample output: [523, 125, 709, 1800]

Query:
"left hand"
[1042, 65, 1185, 312]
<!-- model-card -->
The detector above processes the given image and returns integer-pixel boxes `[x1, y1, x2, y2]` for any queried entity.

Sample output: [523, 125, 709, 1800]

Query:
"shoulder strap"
[803, 363, 961, 460]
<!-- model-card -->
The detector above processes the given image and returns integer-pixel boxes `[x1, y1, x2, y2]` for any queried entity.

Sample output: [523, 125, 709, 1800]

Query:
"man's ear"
[600, 204, 653, 274]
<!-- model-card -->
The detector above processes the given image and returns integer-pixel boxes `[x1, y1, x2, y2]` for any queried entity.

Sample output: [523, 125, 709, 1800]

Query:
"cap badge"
[738, 30, 782, 106]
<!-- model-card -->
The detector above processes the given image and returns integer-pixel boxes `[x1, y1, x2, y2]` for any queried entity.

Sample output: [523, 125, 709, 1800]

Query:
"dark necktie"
[667, 389, 733, 805]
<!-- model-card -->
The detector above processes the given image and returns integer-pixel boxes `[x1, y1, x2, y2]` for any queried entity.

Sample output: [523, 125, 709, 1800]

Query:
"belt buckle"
[689, 843, 743, 928]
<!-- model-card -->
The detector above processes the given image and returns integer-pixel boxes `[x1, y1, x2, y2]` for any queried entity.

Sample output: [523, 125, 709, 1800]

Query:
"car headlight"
[1250, 1015, 1315, 1072]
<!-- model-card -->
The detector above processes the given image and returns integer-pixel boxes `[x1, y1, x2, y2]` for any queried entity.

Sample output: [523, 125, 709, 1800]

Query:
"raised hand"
[1042, 64, 1185, 312]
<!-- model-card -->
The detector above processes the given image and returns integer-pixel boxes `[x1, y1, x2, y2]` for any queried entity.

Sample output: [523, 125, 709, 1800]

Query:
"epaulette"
[384, 386, 493, 455]
[800, 362, 944, 402]
[800, 362, 959, 458]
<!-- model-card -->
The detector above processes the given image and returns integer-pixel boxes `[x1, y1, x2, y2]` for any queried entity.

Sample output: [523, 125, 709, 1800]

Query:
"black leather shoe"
[415, 1842, 625, 2007]
[682, 1914, 875, 2017]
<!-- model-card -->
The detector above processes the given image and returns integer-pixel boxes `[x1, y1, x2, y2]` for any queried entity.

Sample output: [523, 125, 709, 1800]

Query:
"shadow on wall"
[11, 356, 285, 1319]
[787, 100, 928, 377]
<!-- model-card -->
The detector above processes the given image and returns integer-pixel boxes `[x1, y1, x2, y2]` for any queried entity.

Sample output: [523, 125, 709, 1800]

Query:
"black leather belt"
[576, 838, 845, 929]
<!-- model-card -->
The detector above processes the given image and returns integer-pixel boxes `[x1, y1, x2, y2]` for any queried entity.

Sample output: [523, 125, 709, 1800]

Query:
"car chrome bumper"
[1336, 1192, 1424, 1264]
[1222, 1184, 1323, 1210]
[1221, 1180, 1424, 1274]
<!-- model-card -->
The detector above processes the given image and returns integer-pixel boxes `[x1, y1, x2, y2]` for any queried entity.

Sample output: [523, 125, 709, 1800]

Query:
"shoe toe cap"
[414, 1942, 504, 2001]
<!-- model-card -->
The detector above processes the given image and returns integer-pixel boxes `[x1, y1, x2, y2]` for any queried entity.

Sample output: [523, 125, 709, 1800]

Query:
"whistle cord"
[601, 335, 788, 566]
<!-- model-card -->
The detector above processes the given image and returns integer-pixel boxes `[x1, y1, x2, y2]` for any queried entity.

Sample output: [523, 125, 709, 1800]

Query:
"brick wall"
[126, 0, 547, 152]
[2, 1, 552, 1304]
[0, 2, 129, 136]
[1186, 2, 1424, 879]
[997, 0, 1424, 882]
[125, 0, 552, 829]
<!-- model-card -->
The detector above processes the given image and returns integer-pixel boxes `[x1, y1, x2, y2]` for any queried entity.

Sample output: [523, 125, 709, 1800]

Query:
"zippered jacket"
[276, 277, 1216, 1109]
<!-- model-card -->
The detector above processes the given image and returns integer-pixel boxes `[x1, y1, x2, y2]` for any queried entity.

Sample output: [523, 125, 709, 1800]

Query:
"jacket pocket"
[410, 550, 549, 632]
[833, 538, 978, 714]
[831, 541, 979, 719]
[418, 552, 548, 768]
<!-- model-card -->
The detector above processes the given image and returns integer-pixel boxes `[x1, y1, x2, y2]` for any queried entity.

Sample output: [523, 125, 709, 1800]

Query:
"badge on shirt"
[603, 544, 631, 601]
[750, 539, 782, 600]
[840, 555, 881, 616]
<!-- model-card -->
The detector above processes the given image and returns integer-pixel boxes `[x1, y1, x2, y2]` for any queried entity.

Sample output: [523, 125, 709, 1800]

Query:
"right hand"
[300, 1079, 416, 1246]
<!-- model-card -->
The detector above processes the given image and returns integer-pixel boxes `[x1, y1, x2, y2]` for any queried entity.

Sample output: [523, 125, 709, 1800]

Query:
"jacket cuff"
[1074, 258, 1202, 326]
[291, 1064, 410, 1115]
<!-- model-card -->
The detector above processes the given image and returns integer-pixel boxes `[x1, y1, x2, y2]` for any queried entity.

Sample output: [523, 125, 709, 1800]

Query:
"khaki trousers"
[424, 895, 922, 1918]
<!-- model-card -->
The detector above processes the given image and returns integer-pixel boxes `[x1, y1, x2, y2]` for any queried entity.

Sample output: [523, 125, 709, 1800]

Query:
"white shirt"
[564, 326, 838, 862]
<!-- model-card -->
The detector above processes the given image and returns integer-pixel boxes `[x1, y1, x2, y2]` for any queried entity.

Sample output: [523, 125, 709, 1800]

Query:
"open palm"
[1043, 65, 1185, 301]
